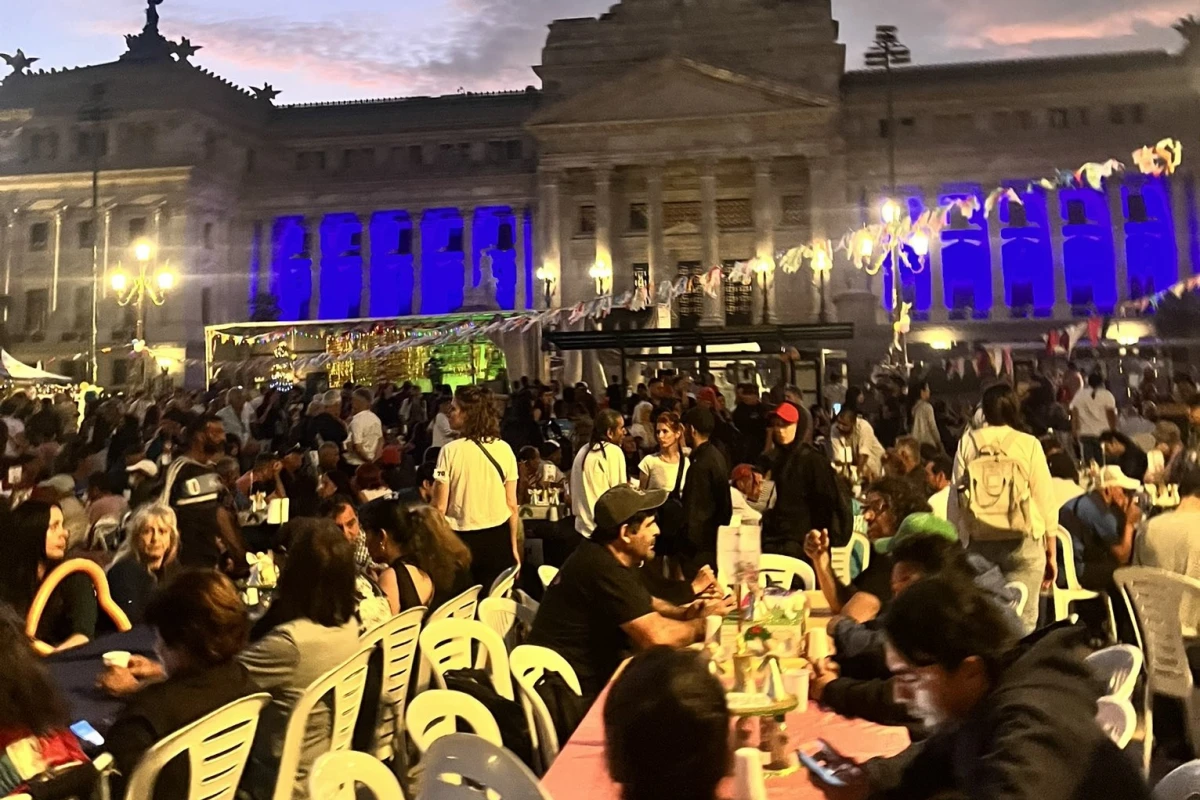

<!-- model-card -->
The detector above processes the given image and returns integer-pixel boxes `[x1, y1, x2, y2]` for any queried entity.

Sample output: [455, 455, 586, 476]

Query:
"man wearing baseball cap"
[1059, 464, 1141, 596]
[529, 484, 732, 702]
[760, 401, 851, 560]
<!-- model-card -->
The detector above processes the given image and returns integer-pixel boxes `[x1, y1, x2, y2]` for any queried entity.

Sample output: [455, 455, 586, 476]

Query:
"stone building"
[0, 0, 1197, 385]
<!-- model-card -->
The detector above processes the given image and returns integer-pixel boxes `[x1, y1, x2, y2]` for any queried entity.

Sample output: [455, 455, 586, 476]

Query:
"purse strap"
[471, 439, 507, 485]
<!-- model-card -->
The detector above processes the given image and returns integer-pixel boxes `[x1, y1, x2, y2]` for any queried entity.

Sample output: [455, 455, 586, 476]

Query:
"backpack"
[442, 668, 535, 770]
[956, 430, 1034, 541]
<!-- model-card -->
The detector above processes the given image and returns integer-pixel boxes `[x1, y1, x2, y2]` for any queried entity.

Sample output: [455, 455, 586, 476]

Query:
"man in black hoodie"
[808, 575, 1150, 800]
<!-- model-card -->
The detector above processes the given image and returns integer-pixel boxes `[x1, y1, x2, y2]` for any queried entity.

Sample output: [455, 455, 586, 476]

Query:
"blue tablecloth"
[46, 627, 158, 734]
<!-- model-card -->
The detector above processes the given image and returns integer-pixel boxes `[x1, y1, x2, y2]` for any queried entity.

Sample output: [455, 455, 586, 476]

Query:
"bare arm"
[506, 480, 521, 565]
[432, 480, 449, 515]
[377, 567, 401, 615]
[621, 612, 704, 650]
[841, 589, 883, 624]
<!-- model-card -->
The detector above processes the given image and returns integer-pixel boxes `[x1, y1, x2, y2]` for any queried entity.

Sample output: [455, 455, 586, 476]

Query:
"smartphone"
[797, 740, 850, 788]
[70, 720, 105, 749]
[832, 403, 842, 416]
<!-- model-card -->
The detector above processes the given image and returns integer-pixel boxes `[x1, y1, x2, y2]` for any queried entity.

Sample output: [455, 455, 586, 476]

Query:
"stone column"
[699, 162, 725, 326]
[646, 166, 665, 295]
[462, 206, 475, 297]
[410, 211, 423, 316]
[101, 207, 113, 299]
[51, 208, 64, 312]
[537, 171, 562, 308]
[753, 159, 778, 324]
[928, 207, 947, 322]
[988, 209, 1006, 321]
[359, 212, 372, 318]
[1172, 173, 1195, 282]
[3, 213, 14, 311]
[1048, 190, 1069, 318]
[514, 206, 527, 310]
[594, 166, 613, 296]
[1109, 181, 1129, 303]
[309, 215, 322, 321]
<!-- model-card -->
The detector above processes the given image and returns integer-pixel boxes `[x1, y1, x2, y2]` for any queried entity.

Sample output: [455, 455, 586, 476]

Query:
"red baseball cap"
[770, 402, 800, 425]
[697, 387, 718, 405]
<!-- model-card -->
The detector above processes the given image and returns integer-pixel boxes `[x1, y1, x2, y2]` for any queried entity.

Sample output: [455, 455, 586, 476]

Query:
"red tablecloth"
[542, 684, 911, 800]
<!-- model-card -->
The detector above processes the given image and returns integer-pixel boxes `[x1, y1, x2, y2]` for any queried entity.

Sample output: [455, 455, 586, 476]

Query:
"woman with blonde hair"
[359, 499, 473, 614]
[107, 503, 181, 625]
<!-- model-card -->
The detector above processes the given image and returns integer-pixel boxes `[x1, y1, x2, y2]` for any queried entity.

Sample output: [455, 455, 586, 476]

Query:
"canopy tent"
[0, 350, 73, 385]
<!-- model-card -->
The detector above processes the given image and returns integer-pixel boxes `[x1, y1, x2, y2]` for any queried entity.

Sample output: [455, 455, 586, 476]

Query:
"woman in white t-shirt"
[432, 386, 520, 591]
[1070, 373, 1117, 465]
[638, 412, 689, 492]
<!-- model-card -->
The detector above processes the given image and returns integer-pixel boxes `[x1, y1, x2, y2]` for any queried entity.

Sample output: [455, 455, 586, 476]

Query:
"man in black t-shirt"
[529, 485, 732, 701]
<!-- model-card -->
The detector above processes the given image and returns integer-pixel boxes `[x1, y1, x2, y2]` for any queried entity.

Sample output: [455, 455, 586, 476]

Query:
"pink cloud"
[946, 2, 1193, 48]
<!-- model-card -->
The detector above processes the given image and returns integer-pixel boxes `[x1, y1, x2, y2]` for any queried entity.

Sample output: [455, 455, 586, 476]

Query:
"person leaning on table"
[528, 484, 733, 703]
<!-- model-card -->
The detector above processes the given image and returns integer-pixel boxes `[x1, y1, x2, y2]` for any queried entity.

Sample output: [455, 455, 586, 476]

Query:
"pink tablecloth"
[542, 685, 911, 800]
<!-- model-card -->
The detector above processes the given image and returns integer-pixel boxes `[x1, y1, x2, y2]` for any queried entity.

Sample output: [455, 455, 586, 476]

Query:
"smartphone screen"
[832, 403, 842, 416]
[796, 741, 849, 788]
[70, 720, 105, 748]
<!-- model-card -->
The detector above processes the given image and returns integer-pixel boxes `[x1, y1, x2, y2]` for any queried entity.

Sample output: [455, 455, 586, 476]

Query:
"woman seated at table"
[0, 606, 97, 798]
[358, 498, 473, 615]
[604, 647, 730, 800]
[238, 518, 362, 800]
[99, 570, 255, 800]
[105, 503, 181, 625]
[0, 500, 97, 652]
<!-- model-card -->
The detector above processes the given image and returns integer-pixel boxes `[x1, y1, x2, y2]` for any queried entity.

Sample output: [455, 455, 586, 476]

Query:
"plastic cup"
[102, 650, 131, 669]
[784, 669, 810, 713]
[806, 630, 830, 661]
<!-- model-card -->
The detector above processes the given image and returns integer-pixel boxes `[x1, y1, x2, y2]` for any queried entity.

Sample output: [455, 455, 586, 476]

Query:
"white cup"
[784, 669, 810, 713]
[102, 650, 131, 669]
[705, 615, 723, 644]
[806, 630, 830, 661]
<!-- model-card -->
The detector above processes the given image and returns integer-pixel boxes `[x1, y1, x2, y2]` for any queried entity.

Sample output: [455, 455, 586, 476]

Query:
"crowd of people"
[0, 359, 1195, 798]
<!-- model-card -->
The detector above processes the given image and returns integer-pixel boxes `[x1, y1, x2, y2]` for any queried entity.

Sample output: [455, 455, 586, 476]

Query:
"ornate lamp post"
[535, 266, 556, 309]
[865, 25, 911, 199]
[810, 242, 832, 324]
[587, 261, 613, 296]
[752, 256, 774, 323]
[111, 237, 175, 343]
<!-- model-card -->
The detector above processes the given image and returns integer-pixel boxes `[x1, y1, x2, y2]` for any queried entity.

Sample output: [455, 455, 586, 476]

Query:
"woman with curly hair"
[432, 385, 520, 589]
[359, 499, 473, 614]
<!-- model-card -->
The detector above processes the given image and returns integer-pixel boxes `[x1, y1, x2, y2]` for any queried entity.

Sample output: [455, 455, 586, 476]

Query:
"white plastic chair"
[405, 691, 503, 756]
[271, 646, 374, 800]
[414, 586, 482, 694]
[1052, 526, 1118, 641]
[489, 565, 520, 599]
[309, 751, 405, 800]
[360, 607, 425, 764]
[1085, 644, 1144, 702]
[120, 693, 270, 800]
[831, 532, 870, 585]
[417, 733, 552, 800]
[1114, 567, 1200, 775]
[758, 554, 816, 592]
[419, 618, 514, 700]
[478, 596, 537, 652]
[1096, 695, 1137, 749]
[1005, 581, 1029, 619]
[1153, 759, 1200, 800]
[514, 588, 540, 615]
[537, 565, 559, 590]
[510, 645, 583, 771]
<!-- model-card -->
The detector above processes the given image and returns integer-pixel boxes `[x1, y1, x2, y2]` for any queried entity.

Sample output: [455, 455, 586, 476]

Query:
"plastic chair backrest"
[417, 733, 552, 800]
[1085, 644, 1144, 702]
[406, 691, 502, 755]
[758, 554, 816, 592]
[1055, 526, 1085, 590]
[509, 645, 583, 769]
[831, 533, 870, 585]
[360, 607, 425, 762]
[488, 566, 519, 599]
[1153, 760, 1200, 800]
[419, 618, 514, 700]
[427, 586, 482, 626]
[27, 558, 131, 655]
[478, 597, 536, 653]
[308, 750, 404, 800]
[1113, 567, 1199, 703]
[1096, 695, 1137, 749]
[123, 693, 270, 800]
[514, 589, 540, 616]
[537, 565, 559, 590]
[271, 646, 374, 800]
[1005, 581, 1029, 618]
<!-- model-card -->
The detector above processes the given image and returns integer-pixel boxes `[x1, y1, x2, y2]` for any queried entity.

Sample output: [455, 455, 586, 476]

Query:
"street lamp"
[752, 256, 774, 323]
[587, 261, 613, 296]
[534, 265, 556, 309]
[865, 25, 911, 198]
[111, 237, 176, 342]
[810, 242, 832, 324]
[79, 82, 111, 385]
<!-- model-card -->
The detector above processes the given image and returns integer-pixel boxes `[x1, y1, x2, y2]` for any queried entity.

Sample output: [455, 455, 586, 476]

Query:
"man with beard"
[761, 401, 851, 560]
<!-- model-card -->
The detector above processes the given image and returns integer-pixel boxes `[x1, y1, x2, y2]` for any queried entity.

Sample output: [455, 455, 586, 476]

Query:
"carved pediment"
[529, 56, 832, 128]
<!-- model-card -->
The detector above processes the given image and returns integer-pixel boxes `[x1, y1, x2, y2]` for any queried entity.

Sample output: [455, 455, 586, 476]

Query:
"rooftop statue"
[1, 49, 39, 76]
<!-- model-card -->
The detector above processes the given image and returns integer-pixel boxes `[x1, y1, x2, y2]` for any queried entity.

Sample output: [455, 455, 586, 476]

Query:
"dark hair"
[518, 445, 540, 462]
[416, 461, 437, 486]
[1047, 451, 1078, 482]
[184, 413, 221, 444]
[1088, 372, 1106, 392]
[1180, 457, 1200, 498]
[845, 386, 864, 411]
[926, 454, 953, 480]
[269, 518, 357, 628]
[88, 470, 116, 494]
[981, 383, 1025, 430]
[604, 647, 730, 800]
[889, 534, 962, 577]
[0, 605, 70, 733]
[537, 441, 560, 460]
[836, 406, 858, 424]
[1098, 430, 1123, 446]
[359, 499, 471, 593]
[591, 409, 625, 449]
[146, 570, 249, 666]
[866, 477, 931, 529]
[0, 501, 58, 613]
[454, 385, 500, 441]
[682, 405, 715, 436]
[884, 575, 1018, 678]
[320, 495, 356, 521]
[591, 509, 655, 546]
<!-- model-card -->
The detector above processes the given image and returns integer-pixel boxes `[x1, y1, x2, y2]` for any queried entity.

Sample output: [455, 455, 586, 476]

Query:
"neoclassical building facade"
[0, 0, 1198, 384]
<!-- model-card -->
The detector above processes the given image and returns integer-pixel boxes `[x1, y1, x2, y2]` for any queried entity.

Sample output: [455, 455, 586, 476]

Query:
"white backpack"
[957, 431, 1034, 541]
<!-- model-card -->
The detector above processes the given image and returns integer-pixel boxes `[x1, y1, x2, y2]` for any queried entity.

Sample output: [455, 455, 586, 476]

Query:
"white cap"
[1098, 465, 1141, 492]
[126, 459, 160, 478]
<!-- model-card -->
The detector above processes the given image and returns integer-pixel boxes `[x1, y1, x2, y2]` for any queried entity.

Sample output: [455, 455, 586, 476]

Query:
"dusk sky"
[3, 0, 1190, 104]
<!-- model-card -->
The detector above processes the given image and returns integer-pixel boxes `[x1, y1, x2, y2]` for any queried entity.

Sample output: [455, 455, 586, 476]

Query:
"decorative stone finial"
[121, 0, 173, 63]
[171, 37, 202, 63]
[1175, 15, 1200, 57]
[253, 83, 281, 102]
[1, 49, 39, 76]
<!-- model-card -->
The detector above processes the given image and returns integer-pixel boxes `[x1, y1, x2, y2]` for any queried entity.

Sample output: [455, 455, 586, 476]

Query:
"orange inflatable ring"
[26, 558, 132, 655]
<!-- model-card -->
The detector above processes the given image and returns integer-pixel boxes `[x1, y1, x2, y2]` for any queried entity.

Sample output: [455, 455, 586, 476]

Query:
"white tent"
[0, 350, 72, 385]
